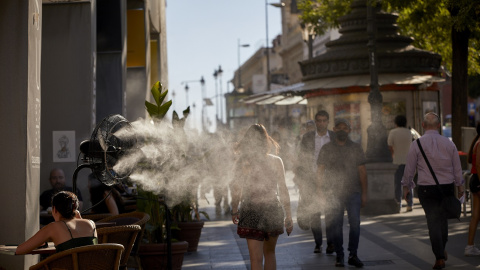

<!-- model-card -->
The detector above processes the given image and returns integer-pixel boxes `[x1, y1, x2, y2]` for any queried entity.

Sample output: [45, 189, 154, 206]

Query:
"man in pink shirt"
[402, 112, 464, 269]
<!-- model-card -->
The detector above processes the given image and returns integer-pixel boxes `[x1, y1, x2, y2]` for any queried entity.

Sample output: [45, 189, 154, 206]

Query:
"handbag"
[297, 194, 311, 230]
[416, 139, 461, 220]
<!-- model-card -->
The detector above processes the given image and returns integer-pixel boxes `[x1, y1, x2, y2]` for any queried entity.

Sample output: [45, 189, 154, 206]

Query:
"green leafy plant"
[145, 81, 172, 119]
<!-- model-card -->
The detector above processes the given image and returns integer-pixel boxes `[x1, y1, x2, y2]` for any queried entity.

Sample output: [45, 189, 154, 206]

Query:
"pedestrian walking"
[295, 110, 335, 254]
[465, 123, 480, 256]
[230, 124, 293, 270]
[402, 112, 464, 269]
[387, 115, 414, 212]
[317, 118, 368, 268]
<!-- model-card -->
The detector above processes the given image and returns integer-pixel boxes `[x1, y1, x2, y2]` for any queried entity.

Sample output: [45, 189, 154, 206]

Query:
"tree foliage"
[297, 0, 480, 75]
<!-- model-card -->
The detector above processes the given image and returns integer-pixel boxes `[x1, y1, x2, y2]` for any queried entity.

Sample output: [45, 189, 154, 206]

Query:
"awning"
[241, 73, 444, 105]
[300, 73, 445, 90]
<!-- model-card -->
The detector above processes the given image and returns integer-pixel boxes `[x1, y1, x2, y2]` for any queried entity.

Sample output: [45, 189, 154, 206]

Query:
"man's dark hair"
[394, 115, 407, 127]
[315, 110, 329, 120]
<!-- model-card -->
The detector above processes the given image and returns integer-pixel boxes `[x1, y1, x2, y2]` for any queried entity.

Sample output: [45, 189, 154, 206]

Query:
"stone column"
[0, 0, 42, 269]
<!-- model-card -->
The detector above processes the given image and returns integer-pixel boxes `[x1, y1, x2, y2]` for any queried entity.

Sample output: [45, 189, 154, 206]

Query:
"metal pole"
[308, 34, 313, 60]
[201, 76, 205, 132]
[265, 0, 270, 91]
[238, 39, 242, 89]
[218, 66, 223, 123]
[213, 70, 218, 121]
[184, 84, 189, 108]
[365, 1, 391, 162]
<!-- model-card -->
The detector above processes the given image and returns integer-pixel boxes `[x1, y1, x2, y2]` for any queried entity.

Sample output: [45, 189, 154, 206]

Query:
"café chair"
[97, 211, 150, 227]
[82, 213, 114, 222]
[98, 212, 150, 269]
[29, 243, 124, 270]
[97, 225, 141, 270]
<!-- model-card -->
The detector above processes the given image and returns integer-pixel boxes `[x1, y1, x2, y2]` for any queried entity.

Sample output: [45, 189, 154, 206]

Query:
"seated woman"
[16, 191, 97, 254]
[88, 173, 124, 215]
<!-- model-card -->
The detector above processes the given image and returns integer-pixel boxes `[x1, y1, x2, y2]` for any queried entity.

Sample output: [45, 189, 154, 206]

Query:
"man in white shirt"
[387, 115, 413, 212]
[295, 110, 335, 254]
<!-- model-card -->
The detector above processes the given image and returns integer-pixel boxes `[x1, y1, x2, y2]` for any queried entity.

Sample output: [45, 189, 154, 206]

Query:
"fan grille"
[88, 115, 136, 186]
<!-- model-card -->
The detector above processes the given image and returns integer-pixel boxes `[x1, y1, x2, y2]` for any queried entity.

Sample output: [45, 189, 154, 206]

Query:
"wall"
[0, 0, 41, 268]
[40, 1, 95, 209]
[96, 0, 126, 121]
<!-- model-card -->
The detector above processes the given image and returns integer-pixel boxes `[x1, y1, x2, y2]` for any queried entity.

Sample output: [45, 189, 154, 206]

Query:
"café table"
[0, 242, 55, 255]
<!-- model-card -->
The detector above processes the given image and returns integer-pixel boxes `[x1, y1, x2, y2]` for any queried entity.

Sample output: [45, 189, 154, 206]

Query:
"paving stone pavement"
[181, 171, 480, 269]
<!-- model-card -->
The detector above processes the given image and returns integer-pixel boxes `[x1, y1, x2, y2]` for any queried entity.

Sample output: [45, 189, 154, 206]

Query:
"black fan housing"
[80, 114, 137, 186]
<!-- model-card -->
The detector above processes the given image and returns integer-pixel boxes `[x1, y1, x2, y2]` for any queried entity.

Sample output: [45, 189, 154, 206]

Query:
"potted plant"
[171, 189, 210, 252]
[135, 82, 189, 270]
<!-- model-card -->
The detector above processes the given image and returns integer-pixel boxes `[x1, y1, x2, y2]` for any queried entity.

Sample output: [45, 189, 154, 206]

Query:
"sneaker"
[335, 256, 344, 267]
[348, 255, 364, 268]
[314, 245, 322, 253]
[326, 244, 335, 254]
[464, 245, 480, 256]
[406, 206, 413, 212]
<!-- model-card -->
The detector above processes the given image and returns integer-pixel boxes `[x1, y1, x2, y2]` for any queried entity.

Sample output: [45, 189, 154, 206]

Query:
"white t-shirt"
[387, 127, 412, 165]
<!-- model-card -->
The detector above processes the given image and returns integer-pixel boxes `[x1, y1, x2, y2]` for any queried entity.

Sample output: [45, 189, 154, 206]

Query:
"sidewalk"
[182, 171, 480, 269]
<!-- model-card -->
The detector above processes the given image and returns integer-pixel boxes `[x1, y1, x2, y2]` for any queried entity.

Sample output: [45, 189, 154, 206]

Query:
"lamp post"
[301, 23, 316, 60]
[265, 1, 285, 91]
[184, 84, 189, 107]
[171, 90, 176, 112]
[213, 69, 219, 121]
[365, 2, 391, 162]
[217, 65, 224, 123]
[181, 77, 206, 131]
[237, 39, 250, 94]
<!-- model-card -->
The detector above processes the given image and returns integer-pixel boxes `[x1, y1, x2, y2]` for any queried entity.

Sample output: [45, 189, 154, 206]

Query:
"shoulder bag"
[416, 139, 461, 220]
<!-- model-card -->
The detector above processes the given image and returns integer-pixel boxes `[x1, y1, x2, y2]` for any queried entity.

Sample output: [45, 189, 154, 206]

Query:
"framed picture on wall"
[53, 131, 76, 162]
[422, 101, 438, 115]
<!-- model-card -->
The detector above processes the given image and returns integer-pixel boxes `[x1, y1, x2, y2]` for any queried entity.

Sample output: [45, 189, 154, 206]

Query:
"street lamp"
[301, 22, 316, 60]
[237, 39, 250, 93]
[217, 65, 224, 123]
[181, 77, 206, 131]
[265, 1, 285, 91]
[213, 69, 219, 120]
[365, 3, 391, 162]
[171, 90, 176, 112]
[184, 84, 189, 107]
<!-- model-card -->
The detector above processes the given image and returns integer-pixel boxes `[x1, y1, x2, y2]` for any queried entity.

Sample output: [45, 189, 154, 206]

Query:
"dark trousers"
[311, 212, 333, 247]
[418, 184, 454, 260]
[326, 192, 361, 258]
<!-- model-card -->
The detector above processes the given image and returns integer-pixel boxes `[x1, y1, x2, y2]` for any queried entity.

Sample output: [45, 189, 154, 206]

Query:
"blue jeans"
[311, 212, 333, 247]
[325, 192, 361, 257]
[395, 165, 413, 207]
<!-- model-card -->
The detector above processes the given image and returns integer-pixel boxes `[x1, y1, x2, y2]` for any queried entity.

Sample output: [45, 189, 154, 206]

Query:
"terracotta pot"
[138, 241, 188, 270]
[173, 221, 204, 252]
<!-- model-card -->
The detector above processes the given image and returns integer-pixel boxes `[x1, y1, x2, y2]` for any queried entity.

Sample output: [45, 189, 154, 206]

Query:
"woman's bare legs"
[263, 235, 279, 270]
[247, 239, 265, 270]
[468, 192, 480, 245]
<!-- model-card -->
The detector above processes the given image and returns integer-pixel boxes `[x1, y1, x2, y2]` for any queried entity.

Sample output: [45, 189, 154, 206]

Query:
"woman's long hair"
[236, 124, 279, 156]
[51, 191, 79, 219]
[468, 123, 480, 164]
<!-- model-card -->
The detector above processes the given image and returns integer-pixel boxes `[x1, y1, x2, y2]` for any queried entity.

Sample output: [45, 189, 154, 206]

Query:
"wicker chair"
[82, 213, 114, 222]
[98, 211, 150, 269]
[97, 225, 141, 270]
[97, 211, 150, 227]
[29, 243, 124, 270]
[97, 211, 150, 269]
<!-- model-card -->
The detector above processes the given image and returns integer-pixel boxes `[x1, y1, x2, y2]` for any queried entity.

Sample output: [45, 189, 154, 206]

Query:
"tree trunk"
[451, 25, 470, 149]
